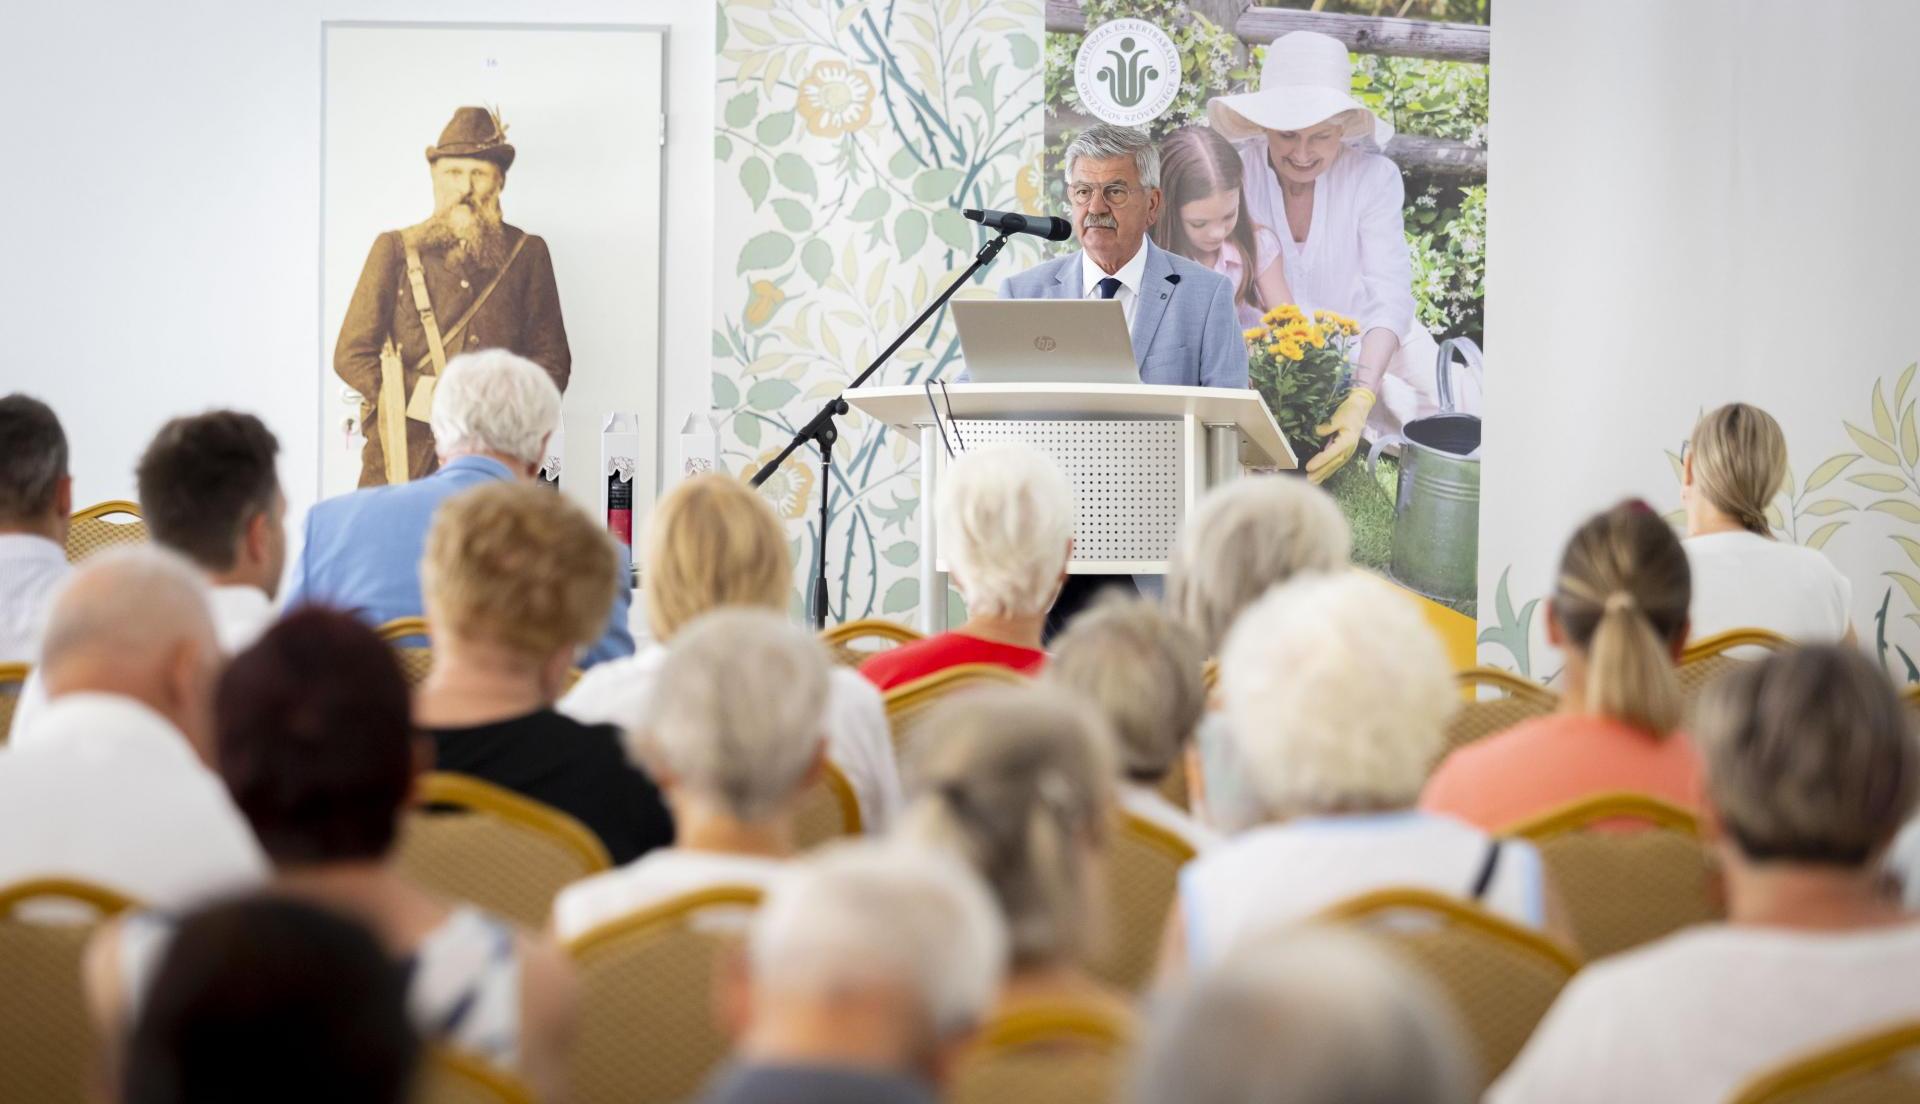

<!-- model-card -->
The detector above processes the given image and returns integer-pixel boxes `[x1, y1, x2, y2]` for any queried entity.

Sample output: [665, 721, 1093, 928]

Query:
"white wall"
[0, 0, 713, 549]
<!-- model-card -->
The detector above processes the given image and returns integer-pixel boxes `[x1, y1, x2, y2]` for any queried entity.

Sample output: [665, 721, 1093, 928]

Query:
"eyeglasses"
[1067, 182, 1140, 208]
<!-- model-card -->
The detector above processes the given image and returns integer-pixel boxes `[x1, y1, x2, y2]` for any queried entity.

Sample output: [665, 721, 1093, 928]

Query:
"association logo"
[1073, 19, 1180, 126]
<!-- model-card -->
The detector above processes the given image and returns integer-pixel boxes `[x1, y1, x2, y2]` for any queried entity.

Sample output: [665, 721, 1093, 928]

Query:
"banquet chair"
[881, 663, 1028, 758]
[415, 1048, 537, 1104]
[949, 998, 1134, 1104]
[1318, 887, 1581, 1081]
[1727, 1020, 1920, 1104]
[375, 616, 436, 688]
[65, 500, 147, 563]
[0, 878, 139, 1104]
[1088, 811, 1197, 993]
[0, 662, 29, 746]
[818, 617, 923, 667]
[790, 759, 864, 850]
[1675, 628, 1792, 706]
[395, 773, 611, 930]
[1508, 791, 1720, 960]
[564, 885, 764, 1104]
[1441, 667, 1558, 764]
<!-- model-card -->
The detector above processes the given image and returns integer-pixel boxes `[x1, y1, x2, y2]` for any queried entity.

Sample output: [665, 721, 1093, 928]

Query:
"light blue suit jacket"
[284, 455, 635, 666]
[991, 238, 1249, 388]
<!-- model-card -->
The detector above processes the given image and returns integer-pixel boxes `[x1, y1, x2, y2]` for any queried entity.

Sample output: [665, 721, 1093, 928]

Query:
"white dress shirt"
[0, 534, 69, 664]
[1081, 241, 1151, 327]
[558, 643, 903, 831]
[552, 849, 784, 941]
[0, 693, 267, 907]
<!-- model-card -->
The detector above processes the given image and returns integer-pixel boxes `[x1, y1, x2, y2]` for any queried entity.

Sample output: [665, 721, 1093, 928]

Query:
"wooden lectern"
[845, 383, 1295, 632]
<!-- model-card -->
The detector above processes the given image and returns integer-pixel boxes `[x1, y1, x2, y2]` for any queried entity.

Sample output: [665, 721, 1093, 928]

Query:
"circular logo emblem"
[1074, 19, 1180, 127]
[1034, 336, 1058, 352]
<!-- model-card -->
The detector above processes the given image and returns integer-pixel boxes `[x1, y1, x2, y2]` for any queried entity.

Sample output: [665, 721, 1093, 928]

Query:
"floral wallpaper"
[711, 0, 1046, 622]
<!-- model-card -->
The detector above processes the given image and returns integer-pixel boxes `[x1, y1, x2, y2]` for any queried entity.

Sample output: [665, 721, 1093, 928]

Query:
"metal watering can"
[1385, 337, 1482, 605]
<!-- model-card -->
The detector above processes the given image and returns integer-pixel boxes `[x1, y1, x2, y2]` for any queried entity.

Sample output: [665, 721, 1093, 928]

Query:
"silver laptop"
[952, 299, 1138, 385]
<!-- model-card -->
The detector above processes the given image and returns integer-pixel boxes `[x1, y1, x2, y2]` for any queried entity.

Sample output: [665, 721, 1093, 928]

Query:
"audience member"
[285, 349, 633, 664]
[1492, 644, 1920, 1103]
[0, 548, 264, 904]
[562, 473, 901, 830]
[555, 609, 832, 940]
[1166, 574, 1554, 977]
[1048, 596, 1215, 850]
[859, 444, 1073, 691]
[1423, 500, 1703, 830]
[117, 895, 420, 1104]
[0, 393, 72, 663]
[899, 684, 1129, 1022]
[703, 841, 1007, 1104]
[90, 609, 577, 1096]
[415, 481, 672, 864]
[1130, 928, 1473, 1104]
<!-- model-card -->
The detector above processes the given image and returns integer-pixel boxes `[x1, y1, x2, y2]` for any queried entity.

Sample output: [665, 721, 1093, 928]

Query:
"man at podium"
[997, 123, 1250, 630]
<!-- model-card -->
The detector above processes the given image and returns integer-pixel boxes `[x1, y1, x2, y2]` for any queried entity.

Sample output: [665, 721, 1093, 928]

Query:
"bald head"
[41, 547, 221, 753]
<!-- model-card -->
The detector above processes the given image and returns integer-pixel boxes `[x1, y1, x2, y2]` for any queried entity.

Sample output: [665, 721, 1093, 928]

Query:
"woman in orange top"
[1422, 500, 1703, 831]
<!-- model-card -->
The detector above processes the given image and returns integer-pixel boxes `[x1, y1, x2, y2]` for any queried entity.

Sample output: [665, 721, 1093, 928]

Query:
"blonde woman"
[560, 474, 902, 830]
[1422, 501, 1702, 831]
[1682, 402, 1854, 644]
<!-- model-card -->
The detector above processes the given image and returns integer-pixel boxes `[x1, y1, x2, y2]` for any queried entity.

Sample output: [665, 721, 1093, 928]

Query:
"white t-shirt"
[559, 644, 902, 832]
[1683, 530, 1852, 644]
[1178, 811, 1545, 967]
[1491, 923, 1920, 1104]
[552, 849, 783, 942]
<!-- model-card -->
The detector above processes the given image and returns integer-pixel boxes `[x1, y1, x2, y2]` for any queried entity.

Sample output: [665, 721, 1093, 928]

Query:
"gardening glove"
[1305, 388, 1376, 485]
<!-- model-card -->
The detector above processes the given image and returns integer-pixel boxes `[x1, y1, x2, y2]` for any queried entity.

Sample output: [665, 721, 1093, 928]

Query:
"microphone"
[964, 208, 1073, 242]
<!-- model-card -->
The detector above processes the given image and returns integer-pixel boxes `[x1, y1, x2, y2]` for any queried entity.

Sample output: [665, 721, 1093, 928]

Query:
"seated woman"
[898, 684, 1130, 1023]
[561, 474, 901, 830]
[1682, 402, 1855, 644]
[859, 443, 1073, 691]
[89, 609, 578, 1099]
[415, 482, 673, 864]
[1165, 574, 1558, 977]
[1493, 645, 1920, 1102]
[553, 609, 831, 941]
[1048, 596, 1215, 851]
[1422, 501, 1703, 830]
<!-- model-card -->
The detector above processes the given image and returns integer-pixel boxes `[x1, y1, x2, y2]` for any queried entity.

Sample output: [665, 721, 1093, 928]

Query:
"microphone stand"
[753, 229, 1016, 629]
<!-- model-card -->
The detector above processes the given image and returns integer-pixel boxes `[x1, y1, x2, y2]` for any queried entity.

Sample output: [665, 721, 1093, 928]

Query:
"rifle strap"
[407, 234, 529, 374]
[403, 245, 449, 376]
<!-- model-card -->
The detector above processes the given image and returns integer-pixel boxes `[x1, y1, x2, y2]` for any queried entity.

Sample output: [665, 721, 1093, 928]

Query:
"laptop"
[951, 299, 1139, 385]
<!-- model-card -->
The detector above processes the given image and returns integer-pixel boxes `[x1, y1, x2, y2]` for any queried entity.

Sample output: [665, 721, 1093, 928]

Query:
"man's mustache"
[1081, 213, 1118, 230]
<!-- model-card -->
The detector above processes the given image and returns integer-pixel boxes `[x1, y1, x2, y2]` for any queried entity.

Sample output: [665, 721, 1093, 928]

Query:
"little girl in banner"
[1151, 126, 1294, 327]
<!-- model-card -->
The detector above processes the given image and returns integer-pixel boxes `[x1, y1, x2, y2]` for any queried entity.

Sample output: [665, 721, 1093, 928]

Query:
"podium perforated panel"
[952, 419, 1183, 562]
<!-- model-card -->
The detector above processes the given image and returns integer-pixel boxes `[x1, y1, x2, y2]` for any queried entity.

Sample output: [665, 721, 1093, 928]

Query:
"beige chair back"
[818, 617, 923, 667]
[1509, 791, 1720, 960]
[1088, 811, 1195, 993]
[0, 879, 138, 1104]
[949, 1000, 1134, 1104]
[564, 885, 764, 1104]
[0, 661, 28, 746]
[1319, 887, 1581, 1082]
[65, 500, 147, 563]
[1675, 628, 1792, 707]
[1728, 1020, 1920, 1104]
[414, 1048, 536, 1104]
[790, 760, 863, 851]
[376, 616, 436, 688]
[1442, 667, 1558, 765]
[395, 773, 612, 929]
[882, 663, 1028, 759]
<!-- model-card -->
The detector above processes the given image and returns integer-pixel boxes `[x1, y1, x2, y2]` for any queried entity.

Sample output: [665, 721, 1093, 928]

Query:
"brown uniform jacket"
[334, 223, 570, 485]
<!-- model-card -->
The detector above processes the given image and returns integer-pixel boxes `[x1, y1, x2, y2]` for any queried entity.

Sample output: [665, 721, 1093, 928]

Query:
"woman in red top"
[861, 443, 1073, 691]
[1422, 500, 1704, 831]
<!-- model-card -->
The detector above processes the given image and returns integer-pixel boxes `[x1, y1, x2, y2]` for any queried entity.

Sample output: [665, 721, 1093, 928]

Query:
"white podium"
[846, 383, 1295, 632]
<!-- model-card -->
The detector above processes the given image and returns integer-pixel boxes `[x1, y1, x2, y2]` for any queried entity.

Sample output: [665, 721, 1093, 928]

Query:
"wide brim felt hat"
[425, 106, 516, 172]
[1207, 31, 1393, 149]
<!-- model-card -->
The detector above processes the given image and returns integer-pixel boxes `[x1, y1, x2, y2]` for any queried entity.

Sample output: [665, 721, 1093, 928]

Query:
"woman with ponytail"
[1422, 500, 1704, 830]
[1681, 403, 1854, 644]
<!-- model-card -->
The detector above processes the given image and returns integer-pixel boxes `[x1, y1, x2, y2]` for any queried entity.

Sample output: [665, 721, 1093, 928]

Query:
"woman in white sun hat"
[1210, 31, 1469, 482]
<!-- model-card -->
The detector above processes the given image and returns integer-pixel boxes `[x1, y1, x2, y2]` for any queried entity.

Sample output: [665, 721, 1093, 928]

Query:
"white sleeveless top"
[1178, 811, 1546, 967]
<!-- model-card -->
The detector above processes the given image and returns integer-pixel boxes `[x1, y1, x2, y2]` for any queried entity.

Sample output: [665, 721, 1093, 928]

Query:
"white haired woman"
[860, 443, 1074, 690]
[1160, 573, 1560, 979]
[1209, 32, 1461, 482]
[553, 609, 832, 941]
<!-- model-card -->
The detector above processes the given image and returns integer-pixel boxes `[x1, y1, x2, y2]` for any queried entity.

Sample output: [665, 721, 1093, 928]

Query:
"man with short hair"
[287, 349, 633, 665]
[704, 842, 1008, 1104]
[0, 394, 73, 663]
[0, 548, 267, 905]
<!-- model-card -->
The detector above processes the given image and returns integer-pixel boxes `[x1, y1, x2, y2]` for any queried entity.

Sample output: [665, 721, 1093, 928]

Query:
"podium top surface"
[846, 383, 1297, 469]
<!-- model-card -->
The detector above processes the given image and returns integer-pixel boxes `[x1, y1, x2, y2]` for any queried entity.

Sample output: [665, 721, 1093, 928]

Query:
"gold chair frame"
[1679, 627, 1794, 665]
[882, 663, 1029, 755]
[65, 500, 147, 563]
[421, 1047, 537, 1104]
[417, 773, 613, 873]
[564, 883, 767, 959]
[0, 878, 137, 918]
[1727, 1020, 1920, 1104]
[1319, 886, 1582, 975]
[819, 618, 924, 665]
[1507, 790, 1701, 839]
[0, 661, 30, 746]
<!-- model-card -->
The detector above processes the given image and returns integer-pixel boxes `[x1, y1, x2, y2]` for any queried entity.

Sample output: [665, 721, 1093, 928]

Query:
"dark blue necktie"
[1095, 277, 1122, 300]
